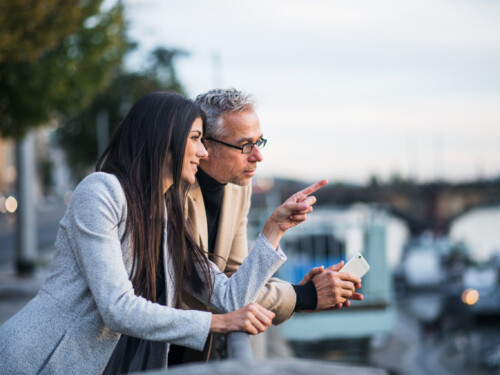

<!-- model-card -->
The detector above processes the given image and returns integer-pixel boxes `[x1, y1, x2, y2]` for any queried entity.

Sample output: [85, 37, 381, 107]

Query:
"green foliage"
[0, 0, 129, 139]
[0, 0, 84, 64]
[56, 47, 188, 180]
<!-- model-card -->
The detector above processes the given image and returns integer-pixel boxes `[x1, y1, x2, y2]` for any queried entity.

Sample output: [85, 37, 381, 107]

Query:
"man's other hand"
[299, 261, 363, 311]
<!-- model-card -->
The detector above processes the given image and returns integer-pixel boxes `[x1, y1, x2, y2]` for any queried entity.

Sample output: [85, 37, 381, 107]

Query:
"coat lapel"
[212, 184, 236, 270]
[188, 180, 209, 253]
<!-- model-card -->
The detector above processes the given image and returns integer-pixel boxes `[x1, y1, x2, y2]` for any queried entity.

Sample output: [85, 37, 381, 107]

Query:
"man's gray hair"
[195, 88, 255, 139]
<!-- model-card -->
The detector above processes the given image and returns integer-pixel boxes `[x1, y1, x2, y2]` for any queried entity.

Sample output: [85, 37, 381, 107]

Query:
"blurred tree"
[389, 171, 414, 186]
[0, 0, 129, 139]
[0, 0, 129, 275]
[368, 173, 381, 188]
[56, 47, 188, 180]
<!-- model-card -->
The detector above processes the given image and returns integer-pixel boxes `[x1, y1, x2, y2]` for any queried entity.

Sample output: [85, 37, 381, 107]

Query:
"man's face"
[201, 109, 264, 186]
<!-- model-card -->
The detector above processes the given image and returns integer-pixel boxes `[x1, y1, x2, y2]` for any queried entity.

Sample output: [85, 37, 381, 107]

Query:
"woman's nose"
[198, 142, 208, 158]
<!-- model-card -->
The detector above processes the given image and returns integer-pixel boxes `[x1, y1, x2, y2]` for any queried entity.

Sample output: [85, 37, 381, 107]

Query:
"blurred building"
[0, 138, 16, 197]
[0, 127, 73, 216]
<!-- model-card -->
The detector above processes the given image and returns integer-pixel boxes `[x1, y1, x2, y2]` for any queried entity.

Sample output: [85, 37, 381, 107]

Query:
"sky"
[122, 0, 500, 184]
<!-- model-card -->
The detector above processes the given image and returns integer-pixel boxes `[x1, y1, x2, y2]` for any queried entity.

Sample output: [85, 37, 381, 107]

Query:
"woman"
[0, 92, 325, 374]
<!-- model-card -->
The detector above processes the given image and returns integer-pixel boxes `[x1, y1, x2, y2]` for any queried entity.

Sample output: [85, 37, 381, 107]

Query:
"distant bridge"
[257, 179, 500, 236]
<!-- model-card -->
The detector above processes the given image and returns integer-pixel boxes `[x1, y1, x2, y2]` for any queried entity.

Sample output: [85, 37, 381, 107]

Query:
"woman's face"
[182, 117, 208, 184]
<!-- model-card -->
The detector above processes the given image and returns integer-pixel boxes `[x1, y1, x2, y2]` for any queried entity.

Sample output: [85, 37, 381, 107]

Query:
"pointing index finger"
[297, 179, 328, 200]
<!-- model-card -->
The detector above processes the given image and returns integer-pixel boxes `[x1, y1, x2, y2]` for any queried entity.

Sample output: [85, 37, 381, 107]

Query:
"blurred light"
[64, 190, 73, 206]
[5, 196, 18, 213]
[4, 166, 17, 183]
[84, 15, 100, 29]
[462, 288, 479, 305]
[0, 196, 6, 213]
[254, 177, 275, 193]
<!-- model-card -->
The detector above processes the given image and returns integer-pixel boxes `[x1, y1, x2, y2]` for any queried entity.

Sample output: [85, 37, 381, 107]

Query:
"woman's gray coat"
[0, 172, 286, 374]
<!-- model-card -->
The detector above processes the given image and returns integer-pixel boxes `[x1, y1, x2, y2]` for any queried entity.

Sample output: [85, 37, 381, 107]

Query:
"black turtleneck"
[197, 168, 226, 253]
[196, 168, 317, 311]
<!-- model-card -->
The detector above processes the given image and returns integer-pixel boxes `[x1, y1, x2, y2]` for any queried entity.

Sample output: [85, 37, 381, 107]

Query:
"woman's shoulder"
[77, 172, 122, 193]
[78, 171, 121, 187]
[72, 172, 126, 208]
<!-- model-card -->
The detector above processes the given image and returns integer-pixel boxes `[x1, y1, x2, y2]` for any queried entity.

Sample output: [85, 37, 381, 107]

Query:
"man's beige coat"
[186, 179, 296, 324]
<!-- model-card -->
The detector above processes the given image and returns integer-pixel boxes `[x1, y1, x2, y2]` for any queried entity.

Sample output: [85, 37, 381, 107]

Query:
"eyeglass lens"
[242, 138, 266, 154]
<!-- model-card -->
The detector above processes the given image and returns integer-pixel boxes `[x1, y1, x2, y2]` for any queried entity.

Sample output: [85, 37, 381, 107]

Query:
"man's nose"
[248, 145, 263, 162]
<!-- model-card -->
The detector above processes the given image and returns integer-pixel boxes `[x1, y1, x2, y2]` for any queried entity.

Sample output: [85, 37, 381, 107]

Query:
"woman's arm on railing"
[210, 302, 274, 335]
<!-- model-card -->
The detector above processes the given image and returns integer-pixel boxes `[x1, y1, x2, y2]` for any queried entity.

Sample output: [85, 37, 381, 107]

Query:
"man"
[170, 88, 362, 363]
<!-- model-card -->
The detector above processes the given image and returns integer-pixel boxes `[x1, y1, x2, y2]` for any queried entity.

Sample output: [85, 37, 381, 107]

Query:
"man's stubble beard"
[228, 175, 252, 187]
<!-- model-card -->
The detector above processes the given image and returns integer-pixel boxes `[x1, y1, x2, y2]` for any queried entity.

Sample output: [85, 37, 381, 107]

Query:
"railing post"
[226, 332, 254, 360]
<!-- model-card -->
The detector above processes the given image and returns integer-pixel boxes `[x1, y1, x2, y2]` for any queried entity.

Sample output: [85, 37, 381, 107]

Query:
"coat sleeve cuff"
[259, 233, 287, 260]
[176, 310, 212, 351]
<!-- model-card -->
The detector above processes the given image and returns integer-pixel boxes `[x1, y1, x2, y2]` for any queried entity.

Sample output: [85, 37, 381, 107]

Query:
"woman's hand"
[262, 179, 328, 248]
[209, 303, 275, 335]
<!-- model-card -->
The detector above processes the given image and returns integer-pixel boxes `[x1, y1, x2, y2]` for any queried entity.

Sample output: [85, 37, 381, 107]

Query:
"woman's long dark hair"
[96, 91, 213, 305]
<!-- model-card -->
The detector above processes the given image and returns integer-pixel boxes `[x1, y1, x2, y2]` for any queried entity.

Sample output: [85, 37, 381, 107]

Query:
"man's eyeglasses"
[204, 137, 267, 154]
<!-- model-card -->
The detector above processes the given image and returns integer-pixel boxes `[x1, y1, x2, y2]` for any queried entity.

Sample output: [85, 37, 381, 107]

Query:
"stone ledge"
[144, 358, 388, 375]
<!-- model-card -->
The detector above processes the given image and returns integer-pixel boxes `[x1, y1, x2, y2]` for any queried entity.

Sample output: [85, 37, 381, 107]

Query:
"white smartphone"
[340, 252, 370, 278]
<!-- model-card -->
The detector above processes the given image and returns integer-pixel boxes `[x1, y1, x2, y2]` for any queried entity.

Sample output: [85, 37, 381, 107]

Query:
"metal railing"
[225, 332, 254, 360]
[162, 331, 390, 375]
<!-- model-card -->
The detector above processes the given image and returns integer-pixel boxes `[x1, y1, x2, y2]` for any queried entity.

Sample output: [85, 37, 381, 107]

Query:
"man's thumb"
[328, 260, 344, 272]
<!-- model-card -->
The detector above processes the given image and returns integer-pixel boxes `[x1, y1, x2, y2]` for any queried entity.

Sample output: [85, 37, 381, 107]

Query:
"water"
[449, 205, 500, 263]
[248, 201, 500, 372]
[385, 204, 500, 268]
[271, 203, 500, 273]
